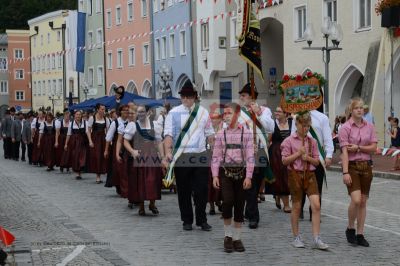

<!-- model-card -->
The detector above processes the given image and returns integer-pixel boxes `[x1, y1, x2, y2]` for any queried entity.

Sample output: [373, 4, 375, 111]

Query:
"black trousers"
[21, 141, 26, 160]
[301, 163, 324, 213]
[12, 140, 20, 160]
[4, 137, 12, 158]
[27, 143, 33, 164]
[174, 152, 209, 225]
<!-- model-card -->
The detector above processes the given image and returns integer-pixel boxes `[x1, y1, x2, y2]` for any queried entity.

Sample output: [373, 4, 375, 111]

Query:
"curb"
[330, 166, 400, 181]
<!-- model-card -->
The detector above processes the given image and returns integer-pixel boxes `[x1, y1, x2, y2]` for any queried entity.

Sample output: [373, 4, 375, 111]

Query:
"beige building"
[257, 0, 400, 146]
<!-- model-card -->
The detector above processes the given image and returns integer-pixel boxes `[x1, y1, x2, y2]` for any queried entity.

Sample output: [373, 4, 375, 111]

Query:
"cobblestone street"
[1, 148, 400, 265]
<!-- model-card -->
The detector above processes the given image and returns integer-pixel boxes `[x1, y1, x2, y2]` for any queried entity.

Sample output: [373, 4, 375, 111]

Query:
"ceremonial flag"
[0, 226, 15, 247]
[237, 0, 263, 79]
[67, 11, 86, 73]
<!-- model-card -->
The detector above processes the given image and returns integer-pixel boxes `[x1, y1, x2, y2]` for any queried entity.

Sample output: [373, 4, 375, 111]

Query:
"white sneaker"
[313, 236, 329, 250]
[291, 235, 305, 248]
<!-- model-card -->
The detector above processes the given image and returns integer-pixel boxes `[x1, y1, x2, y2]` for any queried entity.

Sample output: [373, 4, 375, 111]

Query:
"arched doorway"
[127, 80, 139, 95]
[142, 80, 152, 98]
[109, 83, 118, 96]
[334, 64, 364, 116]
[176, 74, 190, 96]
[386, 46, 400, 119]
[260, 17, 284, 109]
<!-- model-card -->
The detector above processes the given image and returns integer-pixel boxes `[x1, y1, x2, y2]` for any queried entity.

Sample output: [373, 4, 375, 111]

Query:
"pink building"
[104, 0, 153, 97]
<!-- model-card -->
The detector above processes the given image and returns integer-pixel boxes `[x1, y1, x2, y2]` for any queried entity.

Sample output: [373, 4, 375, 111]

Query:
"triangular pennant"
[0, 226, 15, 247]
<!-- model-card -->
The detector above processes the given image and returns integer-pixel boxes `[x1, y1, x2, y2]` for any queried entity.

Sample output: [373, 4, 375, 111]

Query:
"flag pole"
[250, 66, 257, 147]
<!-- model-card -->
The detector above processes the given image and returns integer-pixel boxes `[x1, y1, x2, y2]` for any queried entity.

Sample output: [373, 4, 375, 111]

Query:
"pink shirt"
[338, 118, 378, 161]
[211, 125, 255, 178]
[281, 133, 319, 171]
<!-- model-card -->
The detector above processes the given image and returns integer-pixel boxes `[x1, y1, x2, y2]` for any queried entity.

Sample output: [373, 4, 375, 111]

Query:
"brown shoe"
[224, 236, 233, 253]
[233, 239, 245, 252]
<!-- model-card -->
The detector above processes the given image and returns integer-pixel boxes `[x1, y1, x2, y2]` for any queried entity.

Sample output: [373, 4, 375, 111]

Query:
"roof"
[0, 34, 8, 45]
[28, 10, 70, 25]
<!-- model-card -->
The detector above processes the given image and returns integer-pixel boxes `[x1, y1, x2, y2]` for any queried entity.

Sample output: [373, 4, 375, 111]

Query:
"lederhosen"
[66, 121, 88, 172]
[32, 119, 44, 165]
[220, 128, 247, 223]
[127, 121, 162, 203]
[42, 121, 56, 168]
[56, 120, 69, 167]
[87, 116, 108, 175]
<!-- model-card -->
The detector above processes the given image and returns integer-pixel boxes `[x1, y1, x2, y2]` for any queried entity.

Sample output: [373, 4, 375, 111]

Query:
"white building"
[258, 0, 400, 146]
[194, 0, 248, 109]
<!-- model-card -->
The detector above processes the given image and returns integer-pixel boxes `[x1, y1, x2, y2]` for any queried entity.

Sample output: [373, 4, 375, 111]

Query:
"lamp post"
[82, 82, 89, 101]
[49, 92, 61, 114]
[302, 17, 343, 115]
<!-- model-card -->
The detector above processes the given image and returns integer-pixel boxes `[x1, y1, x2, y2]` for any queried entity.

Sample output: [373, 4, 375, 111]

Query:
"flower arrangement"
[375, 0, 400, 15]
[278, 72, 325, 95]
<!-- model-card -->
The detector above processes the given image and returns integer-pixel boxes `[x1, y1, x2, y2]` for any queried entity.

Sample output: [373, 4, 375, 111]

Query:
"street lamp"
[49, 90, 61, 114]
[302, 17, 343, 115]
[81, 82, 89, 101]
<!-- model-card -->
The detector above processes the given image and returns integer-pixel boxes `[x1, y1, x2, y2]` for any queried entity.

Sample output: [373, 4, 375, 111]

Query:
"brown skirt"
[55, 134, 67, 167]
[64, 134, 87, 172]
[265, 141, 290, 195]
[87, 130, 108, 175]
[42, 133, 55, 168]
[32, 132, 43, 164]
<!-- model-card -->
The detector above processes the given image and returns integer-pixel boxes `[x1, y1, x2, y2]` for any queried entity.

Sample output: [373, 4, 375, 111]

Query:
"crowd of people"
[1, 81, 380, 253]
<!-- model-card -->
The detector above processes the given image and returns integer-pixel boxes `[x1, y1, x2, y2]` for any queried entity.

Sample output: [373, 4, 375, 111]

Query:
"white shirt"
[123, 119, 162, 141]
[67, 120, 89, 136]
[31, 118, 45, 129]
[55, 119, 70, 129]
[164, 104, 214, 153]
[106, 117, 127, 142]
[39, 121, 55, 134]
[291, 110, 334, 159]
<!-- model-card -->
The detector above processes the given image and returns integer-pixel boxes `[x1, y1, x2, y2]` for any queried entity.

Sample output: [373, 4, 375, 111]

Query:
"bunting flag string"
[13, 11, 236, 64]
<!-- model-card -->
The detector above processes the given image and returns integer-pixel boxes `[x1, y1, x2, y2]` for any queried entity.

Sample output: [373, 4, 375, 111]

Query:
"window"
[52, 55, 56, 69]
[79, 0, 84, 11]
[141, 0, 147, 17]
[128, 46, 135, 66]
[14, 49, 23, 59]
[15, 91, 24, 101]
[201, 23, 209, 51]
[38, 81, 41, 96]
[47, 55, 50, 70]
[0, 57, 7, 70]
[357, 0, 371, 29]
[97, 66, 103, 85]
[58, 54, 62, 69]
[106, 10, 112, 28]
[230, 17, 238, 47]
[169, 33, 175, 57]
[143, 44, 149, 64]
[15, 70, 24, 80]
[47, 80, 51, 94]
[88, 0, 93, 15]
[96, 0, 101, 13]
[153, 0, 158, 12]
[36, 57, 40, 71]
[47, 33, 51, 44]
[88, 31, 93, 50]
[88, 67, 94, 86]
[0, 81, 8, 95]
[57, 31, 61, 42]
[295, 6, 307, 40]
[128, 1, 134, 21]
[33, 36, 37, 47]
[324, 0, 337, 22]
[33, 81, 37, 96]
[41, 57, 45, 71]
[96, 29, 103, 47]
[155, 39, 160, 60]
[179, 30, 186, 55]
[107, 51, 113, 69]
[32, 58, 36, 72]
[117, 49, 123, 68]
[161, 36, 167, 59]
[52, 80, 57, 95]
[40, 35, 43, 46]
[58, 79, 63, 95]
[116, 6, 122, 25]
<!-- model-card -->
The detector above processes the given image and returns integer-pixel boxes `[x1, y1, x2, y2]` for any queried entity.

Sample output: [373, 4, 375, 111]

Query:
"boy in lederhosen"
[281, 111, 329, 250]
[212, 102, 254, 253]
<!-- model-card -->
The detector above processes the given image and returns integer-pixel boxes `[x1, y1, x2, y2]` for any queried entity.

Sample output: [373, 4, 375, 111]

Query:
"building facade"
[6, 30, 31, 112]
[258, 0, 400, 146]
[78, 0, 106, 101]
[104, 0, 153, 97]
[152, 0, 193, 98]
[28, 10, 79, 114]
[0, 34, 8, 118]
[194, 0, 247, 109]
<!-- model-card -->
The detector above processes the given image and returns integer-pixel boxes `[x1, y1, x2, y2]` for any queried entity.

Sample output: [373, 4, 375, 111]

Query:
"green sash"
[309, 126, 327, 187]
